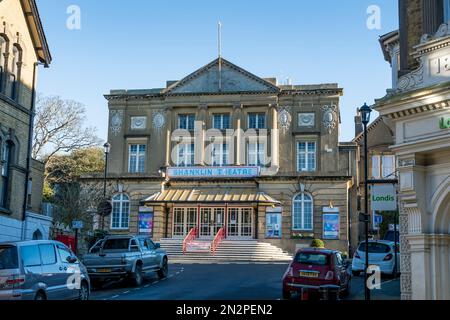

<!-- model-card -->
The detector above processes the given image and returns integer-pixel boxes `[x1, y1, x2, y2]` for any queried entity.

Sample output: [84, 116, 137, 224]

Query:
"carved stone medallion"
[110, 110, 124, 136]
[322, 105, 338, 134]
[152, 111, 166, 130]
[277, 107, 292, 132]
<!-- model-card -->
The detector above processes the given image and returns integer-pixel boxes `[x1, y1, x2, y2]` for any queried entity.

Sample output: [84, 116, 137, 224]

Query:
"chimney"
[355, 108, 363, 137]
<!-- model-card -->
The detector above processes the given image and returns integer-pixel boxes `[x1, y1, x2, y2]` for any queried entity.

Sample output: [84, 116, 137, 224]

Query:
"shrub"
[310, 239, 325, 248]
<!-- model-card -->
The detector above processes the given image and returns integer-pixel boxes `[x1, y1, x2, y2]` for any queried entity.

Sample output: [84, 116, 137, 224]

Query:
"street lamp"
[101, 142, 111, 231]
[360, 103, 372, 301]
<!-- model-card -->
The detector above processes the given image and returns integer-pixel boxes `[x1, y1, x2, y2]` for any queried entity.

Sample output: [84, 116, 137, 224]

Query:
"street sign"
[97, 200, 112, 217]
[371, 184, 397, 211]
[72, 220, 83, 229]
[374, 214, 383, 224]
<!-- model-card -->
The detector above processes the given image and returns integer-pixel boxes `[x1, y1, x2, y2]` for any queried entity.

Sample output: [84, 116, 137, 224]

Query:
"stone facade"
[377, 11, 450, 299]
[84, 58, 357, 255]
[0, 0, 51, 241]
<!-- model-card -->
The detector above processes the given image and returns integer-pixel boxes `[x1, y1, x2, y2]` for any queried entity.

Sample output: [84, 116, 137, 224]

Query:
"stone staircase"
[158, 238, 293, 263]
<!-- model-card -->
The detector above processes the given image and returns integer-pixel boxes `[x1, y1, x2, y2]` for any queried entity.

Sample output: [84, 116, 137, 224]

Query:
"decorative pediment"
[163, 58, 280, 95]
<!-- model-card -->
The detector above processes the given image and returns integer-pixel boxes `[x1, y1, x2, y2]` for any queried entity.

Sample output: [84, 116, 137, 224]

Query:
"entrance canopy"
[142, 188, 281, 205]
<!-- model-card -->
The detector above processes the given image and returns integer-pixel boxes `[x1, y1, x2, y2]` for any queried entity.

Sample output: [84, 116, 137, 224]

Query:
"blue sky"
[35, 0, 398, 142]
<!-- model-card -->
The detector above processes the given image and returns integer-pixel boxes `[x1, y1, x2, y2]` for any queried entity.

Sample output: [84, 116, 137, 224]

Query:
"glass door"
[172, 207, 198, 237]
[200, 208, 212, 238]
[227, 207, 254, 239]
[213, 208, 225, 235]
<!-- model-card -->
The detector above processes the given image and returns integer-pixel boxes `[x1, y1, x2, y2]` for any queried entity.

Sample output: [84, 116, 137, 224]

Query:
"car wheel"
[352, 270, 360, 277]
[34, 291, 46, 301]
[282, 290, 291, 300]
[78, 281, 90, 300]
[157, 258, 168, 279]
[132, 264, 144, 287]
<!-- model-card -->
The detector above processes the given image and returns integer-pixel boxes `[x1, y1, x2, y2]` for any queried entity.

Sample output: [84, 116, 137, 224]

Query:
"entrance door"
[173, 207, 198, 237]
[227, 207, 254, 239]
[199, 207, 225, 238]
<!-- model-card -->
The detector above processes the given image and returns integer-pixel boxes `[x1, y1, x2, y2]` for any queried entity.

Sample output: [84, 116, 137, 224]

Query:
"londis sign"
[371, 184, 397, 211]
[439, 116, 450, 130]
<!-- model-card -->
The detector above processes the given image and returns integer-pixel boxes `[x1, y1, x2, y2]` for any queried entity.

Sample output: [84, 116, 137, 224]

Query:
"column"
[196, 104, 207, 165]
[165, 106, 173, 167]
[422, 0, 444, 35]
[269, 104, 279, 168]
[233, 103, 243, 165]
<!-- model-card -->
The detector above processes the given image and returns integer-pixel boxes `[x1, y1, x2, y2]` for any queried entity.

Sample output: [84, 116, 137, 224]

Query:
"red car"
[282, 248, 351, 300]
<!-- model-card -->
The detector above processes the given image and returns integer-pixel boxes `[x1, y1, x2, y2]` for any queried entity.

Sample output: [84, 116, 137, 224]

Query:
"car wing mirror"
[66, 255, 78, 263]
[155, 243, 161, 249]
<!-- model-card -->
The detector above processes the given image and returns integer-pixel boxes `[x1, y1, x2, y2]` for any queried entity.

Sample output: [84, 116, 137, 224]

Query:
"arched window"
[0, 36, 6, 92]
[1, 141, 13, 208]
[292, 193, 313, 230]
[10, 45, 22, 100]
[111, 194, 130, 229]
[32, 229, 43, 240]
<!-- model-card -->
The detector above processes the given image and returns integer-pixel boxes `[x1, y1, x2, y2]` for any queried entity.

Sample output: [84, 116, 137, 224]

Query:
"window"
[292, 193, 313, 230]
[371, 154, 396, 179]
[178, 114, 195, 130]
[0, 245, 18, 270]
[0, 36, 6, 92]
[20, 245, 41, 267]
[211, 143, 229, 166]
[27, 178, 32, 207]
[176, 143, 194, 166]
[1, 141, 12, 208]
[297, 141, 316, 171]
[56, 244, 72, 263]
[247, 142, 265, 166]
[213, 114, 230, 129]
[10, 45, 21, 100]
[382, 155, 396, 178]
[102, 238, 130, 250]
[111, 194, 130, 229]
[295, 252, 329, 265]
[128, 144, 146, 173]
[248, 113, 266, 129]
[39, 244, 56, 265]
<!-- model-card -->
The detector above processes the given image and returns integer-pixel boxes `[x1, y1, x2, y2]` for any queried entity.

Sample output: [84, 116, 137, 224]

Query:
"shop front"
[141, 188, 281, 240]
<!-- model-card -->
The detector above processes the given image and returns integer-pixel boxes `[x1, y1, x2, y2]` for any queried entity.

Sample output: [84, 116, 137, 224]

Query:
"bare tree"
[32, 95, 101, 162]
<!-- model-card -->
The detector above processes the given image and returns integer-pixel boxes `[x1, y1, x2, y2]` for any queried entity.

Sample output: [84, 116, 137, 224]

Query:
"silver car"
[0, 240, 90, 300]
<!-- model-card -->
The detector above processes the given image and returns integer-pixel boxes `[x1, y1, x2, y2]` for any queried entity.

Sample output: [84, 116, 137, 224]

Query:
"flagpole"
[218, 21, 222, 91]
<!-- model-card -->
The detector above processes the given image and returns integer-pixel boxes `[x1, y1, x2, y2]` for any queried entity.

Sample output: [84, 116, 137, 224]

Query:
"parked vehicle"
[81, 235, 168, 288]
[351, 240, 400, 277]
[0, 240, 90, 300]
[282, 248, 351, 300]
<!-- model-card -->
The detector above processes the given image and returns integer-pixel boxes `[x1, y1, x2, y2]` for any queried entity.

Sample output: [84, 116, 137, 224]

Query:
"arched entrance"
[32, 229, 43, 240]
[430, 183, 450, 300]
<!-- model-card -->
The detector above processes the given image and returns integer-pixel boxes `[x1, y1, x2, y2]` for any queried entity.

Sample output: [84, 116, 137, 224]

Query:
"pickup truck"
[81, 235, 168, 287]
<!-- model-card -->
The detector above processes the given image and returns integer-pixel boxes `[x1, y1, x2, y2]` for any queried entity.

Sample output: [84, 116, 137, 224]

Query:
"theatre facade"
[88, 58, 357, 254]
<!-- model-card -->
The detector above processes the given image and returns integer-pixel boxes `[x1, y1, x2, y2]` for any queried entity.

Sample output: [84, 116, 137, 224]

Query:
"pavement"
[90, 262, 400, 300]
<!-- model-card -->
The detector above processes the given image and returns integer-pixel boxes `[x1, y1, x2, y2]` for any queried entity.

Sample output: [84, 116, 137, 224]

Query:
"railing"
[210, 227, 225, 256]
[182, 227, 198, 254]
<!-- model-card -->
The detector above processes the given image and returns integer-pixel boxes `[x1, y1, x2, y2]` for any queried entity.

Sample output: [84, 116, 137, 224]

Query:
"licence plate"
[300, 271, 319, 278]
[97, 268, 111, 273]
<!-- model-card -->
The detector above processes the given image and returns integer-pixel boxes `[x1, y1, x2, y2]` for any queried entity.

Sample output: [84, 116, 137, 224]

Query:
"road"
[90, 263, 400, 300]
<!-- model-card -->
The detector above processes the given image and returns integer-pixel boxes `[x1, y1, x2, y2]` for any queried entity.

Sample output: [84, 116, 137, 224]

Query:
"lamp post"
[360, 103, 372, 301]
[101, 142, 111, 231]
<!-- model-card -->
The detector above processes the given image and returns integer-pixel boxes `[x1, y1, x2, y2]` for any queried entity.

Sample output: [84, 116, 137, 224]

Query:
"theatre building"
[90, 58, 357, 254]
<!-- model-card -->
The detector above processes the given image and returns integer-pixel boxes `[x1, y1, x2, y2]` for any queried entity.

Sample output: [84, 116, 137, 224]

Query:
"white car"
[351, 240, 400, 277]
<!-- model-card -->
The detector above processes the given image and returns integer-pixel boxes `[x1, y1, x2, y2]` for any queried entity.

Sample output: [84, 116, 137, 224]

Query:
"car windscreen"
[102, 239, 130, 251]
[358, 242, 390, 253]
[295, 252, 329, 266]
[0, 245, 18, 270]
